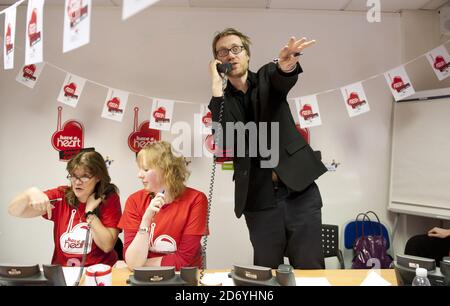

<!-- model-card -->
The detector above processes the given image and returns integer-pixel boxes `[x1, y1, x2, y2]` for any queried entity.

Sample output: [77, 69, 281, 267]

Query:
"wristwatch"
[138, 226, 150, 234]
[85, 208, 98, 219]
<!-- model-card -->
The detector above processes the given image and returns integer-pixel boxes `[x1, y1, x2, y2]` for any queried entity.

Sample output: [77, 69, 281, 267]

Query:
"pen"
[49, 198, 62, 203]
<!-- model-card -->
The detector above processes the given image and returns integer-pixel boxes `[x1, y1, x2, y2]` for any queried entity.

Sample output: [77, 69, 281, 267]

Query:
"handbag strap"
[354, 213, 368, 239]
[365, 210, 384, 236]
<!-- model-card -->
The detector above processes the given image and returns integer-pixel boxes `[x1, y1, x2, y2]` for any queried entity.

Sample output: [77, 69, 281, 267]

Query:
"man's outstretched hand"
[278, 36, 316, 73]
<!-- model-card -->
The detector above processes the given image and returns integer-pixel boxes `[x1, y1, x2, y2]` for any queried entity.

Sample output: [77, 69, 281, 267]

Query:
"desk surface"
[111, 267, 397, 286]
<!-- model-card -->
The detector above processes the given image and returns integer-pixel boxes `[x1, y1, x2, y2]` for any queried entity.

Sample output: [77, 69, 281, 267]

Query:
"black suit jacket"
[209, 62, 327, 218]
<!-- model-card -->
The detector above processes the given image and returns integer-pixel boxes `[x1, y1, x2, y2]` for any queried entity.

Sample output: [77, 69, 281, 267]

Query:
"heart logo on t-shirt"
[60, 223, 92, 255]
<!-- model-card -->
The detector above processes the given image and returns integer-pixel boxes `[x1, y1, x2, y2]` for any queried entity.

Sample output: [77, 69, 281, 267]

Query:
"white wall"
[0, 6, 447, 268]
[390, 10, 450, 259]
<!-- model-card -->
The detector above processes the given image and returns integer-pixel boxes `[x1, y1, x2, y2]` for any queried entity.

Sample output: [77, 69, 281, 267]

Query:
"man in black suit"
[208, 28, 327, 269]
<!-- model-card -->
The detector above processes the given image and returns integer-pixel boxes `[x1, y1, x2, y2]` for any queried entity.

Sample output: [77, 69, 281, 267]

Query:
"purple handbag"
[351, 211, 393, 269]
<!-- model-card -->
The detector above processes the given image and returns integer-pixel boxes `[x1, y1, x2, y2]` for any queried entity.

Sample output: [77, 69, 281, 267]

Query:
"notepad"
[295, 277, 331, 286]
[360, 270, 392, 286]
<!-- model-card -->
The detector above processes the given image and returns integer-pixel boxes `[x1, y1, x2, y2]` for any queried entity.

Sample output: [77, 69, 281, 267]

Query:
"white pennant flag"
[16, 62, 45, 89]
[25, 0, 45, 65]
[57, 73, 86, 108]
[200, 104, 212, 135]
[340, 82, 370, 117]
[295, 95, 322, 128]
[426, 45, 450, 81]
[63, 0, 92, 53]
[101, 89, 129, 122]
[3, 5, 17, 70]
[122, 0, 160, 20]
[384, 66, 415, 101]
[149, 98, 174, 131]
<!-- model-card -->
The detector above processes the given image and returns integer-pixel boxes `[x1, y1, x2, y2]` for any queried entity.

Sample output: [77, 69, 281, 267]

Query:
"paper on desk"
[295, 277, 331, 286]
[62, 267, 84, 286]
[201, 272, 235, 286]
[360, 270, 391, 286]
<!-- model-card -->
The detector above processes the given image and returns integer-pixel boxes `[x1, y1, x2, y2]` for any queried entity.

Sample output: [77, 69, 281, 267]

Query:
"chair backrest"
[322, 224, 340, 258]
[344, 220, 390, 250]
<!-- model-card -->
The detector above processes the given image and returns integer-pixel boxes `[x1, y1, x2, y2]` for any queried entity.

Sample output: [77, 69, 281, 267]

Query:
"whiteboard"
[389, 88, 450, 220]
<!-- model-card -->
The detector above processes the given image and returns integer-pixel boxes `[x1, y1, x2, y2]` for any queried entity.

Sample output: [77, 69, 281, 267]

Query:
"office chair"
[344, 218, 390, 250]
[322, 224, 345, 269]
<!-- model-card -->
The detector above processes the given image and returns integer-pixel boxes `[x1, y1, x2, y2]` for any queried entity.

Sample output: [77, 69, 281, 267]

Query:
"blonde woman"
[119, 141, 208, 270]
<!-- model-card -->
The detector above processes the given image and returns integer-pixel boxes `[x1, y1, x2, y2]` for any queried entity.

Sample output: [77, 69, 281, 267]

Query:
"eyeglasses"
[67, 174, 93, 183]
[216, 45, 245, 57]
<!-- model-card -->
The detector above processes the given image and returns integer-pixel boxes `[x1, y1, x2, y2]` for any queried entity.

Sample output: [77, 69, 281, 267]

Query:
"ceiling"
[0, 0, 449, 13]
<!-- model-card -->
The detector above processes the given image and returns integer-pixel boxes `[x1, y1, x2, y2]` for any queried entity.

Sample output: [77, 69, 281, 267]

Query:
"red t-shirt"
[43, 186, 122, 267]
[118, 187, 209, 269]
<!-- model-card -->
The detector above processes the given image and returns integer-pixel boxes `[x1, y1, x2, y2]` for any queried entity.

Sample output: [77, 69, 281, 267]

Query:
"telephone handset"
[128, 266, 198, 286]
[216, 62, 232, 74]
[230, 264, 296, 286]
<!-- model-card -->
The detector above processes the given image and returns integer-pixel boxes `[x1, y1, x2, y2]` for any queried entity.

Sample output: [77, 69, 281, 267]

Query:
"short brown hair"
[65, 150, 118, 208]
[137, 141, 190, 200]
[212, 28, 251, 58]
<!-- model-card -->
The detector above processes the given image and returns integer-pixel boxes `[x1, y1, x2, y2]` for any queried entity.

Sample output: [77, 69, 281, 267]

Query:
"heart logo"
[205, 134, 215, 154]
[202, 111, 212, 127]
[128, 120, 161, 153]
[153, 107, 166, 121]
[5, 24, 13, 53]
[347, 92, 365, 109]
[295, 124, 310, 144]
[51, 120, 84, 153]
[28, 9, 41, 47]
[23, 64, 36, 80]
[64, 82, 77, 97]
[391, 76, 405, 92]
[60, 223, 92, 254]
[300, 104, 313, 118]
[204, 135, 233, 162]
[107, 97, 122, 112]
[67, 1, 88, 28]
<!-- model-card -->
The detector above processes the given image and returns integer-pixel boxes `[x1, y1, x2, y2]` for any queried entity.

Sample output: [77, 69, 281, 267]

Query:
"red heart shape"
[295, 124, 310, 144]
[64, 83, 77, 96]
[51, 120, 84, 152]
[434, 56, 446, 70]
[153, 107, 166, 119]
[202, 112, 212, 127]
[300, 104, 312, 117]
[107, 97, 120, 110]
[23, 64, 36, 80]
[391, 76, 404, 91]
[347, 92, 361, 106]
[128, 120, 161, 153]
